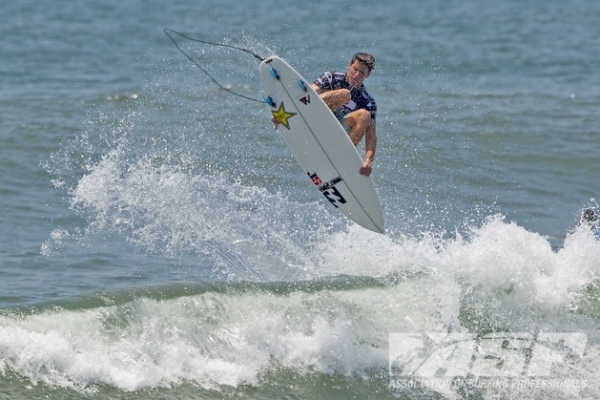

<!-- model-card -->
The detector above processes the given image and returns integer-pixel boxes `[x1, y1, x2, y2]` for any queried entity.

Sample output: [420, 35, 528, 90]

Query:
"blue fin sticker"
[263, 96, 275, 107]
[268, 67, 279, 80]
[297, 80, 307, 92]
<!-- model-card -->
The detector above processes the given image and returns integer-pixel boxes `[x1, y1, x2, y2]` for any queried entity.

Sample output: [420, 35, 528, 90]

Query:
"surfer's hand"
[359, 161, 373, 176]
[270, 116, 279, 129]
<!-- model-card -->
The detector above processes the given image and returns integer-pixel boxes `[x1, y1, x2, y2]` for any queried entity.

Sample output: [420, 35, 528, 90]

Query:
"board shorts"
[338, 116, 351, 134]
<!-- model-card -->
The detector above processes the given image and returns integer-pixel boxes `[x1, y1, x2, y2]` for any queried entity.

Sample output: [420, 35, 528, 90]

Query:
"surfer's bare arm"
[360, 119, 376, 177]
[312, 85, 351, 111]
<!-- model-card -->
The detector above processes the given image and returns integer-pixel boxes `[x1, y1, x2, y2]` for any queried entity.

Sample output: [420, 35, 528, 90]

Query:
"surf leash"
[163, 28, 267, 104]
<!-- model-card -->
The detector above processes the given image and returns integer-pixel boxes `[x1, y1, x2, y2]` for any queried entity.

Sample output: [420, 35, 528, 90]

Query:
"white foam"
[62, 146, 332, 280]
[4, 214, 600, 396]
[0, 289, 392, 391]
[34, 130, 600, 396]
[313, 215, 600, 315]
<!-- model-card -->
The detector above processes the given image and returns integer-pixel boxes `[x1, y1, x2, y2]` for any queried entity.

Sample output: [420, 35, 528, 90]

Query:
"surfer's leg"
[342, 109, 371, 146]
[319, 89, 351, 111]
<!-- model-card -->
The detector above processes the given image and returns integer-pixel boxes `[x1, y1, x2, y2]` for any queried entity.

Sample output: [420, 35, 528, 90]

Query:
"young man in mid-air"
[311, 53, 377, 177]
[272, 53, 378, 177]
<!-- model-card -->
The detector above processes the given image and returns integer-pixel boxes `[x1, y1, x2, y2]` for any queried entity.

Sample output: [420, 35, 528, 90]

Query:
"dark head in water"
[579, 208, 597, 225]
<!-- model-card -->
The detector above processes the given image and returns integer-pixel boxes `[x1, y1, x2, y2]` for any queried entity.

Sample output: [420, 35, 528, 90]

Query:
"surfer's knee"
[354, 108, 371, 123]
[349, 109, 371, 130]
[332, 89, 351, 107]
[338, 89, 351, 103]
[321, 89, 351, 110]
[345, 109, 370, 129]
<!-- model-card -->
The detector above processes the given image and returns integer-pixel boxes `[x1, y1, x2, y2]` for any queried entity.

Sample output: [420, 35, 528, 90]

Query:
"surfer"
[311, 53, 378, 177]
[271, 53, 378, 177]
[568, 208, 600, 237]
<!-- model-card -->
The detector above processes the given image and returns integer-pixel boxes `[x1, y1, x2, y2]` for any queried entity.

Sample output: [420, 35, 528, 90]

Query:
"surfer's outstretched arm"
[360, 119, 376, 176]
[311, 84, 376, 176]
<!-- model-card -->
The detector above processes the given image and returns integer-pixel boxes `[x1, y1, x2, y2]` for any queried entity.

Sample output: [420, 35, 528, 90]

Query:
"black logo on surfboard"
[299, 95, 311, 105]
[308, 173, 347, 208]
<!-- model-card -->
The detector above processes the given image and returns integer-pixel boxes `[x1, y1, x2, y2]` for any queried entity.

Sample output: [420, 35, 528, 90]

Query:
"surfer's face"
[347, 60, 370, 87]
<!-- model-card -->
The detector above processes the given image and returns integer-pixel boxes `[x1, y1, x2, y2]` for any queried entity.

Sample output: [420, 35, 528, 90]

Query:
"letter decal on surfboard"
[271, 101, 296, 130]
[299, 95, 311, 105]
[308, 172, 322, 186]
[308, 173, 347, 208]
[321, 183, 347, 208]
[317, 176, 343, 192]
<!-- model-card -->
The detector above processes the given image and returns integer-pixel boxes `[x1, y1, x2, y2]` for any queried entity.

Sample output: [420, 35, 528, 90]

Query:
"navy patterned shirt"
[313, 71, 377, 121]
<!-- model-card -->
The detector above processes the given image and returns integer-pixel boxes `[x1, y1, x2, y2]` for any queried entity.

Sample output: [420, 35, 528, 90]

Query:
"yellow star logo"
[271, 101, 296, 130]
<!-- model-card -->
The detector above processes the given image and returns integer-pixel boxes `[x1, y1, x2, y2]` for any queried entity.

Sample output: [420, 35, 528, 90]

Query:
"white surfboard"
[259, 56, 384, 233]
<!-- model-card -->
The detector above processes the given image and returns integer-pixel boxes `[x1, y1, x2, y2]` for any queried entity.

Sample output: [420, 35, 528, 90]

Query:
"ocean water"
[1, 0, 600, 399]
